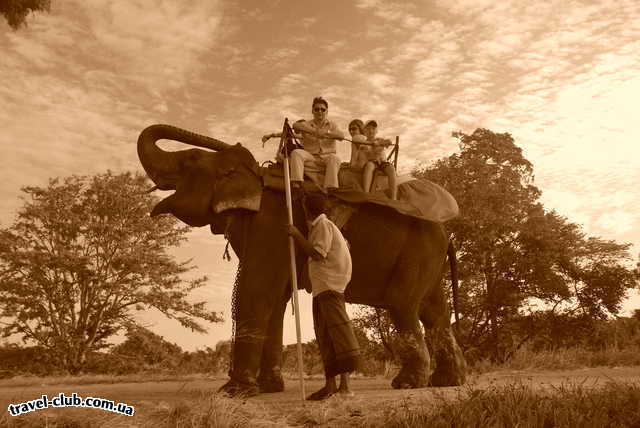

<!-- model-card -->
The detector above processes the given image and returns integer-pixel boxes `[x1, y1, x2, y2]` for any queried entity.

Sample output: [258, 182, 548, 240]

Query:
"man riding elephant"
[290, 96, 345, 191]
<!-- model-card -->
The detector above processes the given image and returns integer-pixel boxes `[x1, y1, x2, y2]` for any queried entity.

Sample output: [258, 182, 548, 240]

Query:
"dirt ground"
[2, 366, 640, 423]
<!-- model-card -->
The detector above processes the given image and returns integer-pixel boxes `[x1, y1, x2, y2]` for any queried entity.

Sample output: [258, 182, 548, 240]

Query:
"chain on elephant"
[227, 258, 243, 375]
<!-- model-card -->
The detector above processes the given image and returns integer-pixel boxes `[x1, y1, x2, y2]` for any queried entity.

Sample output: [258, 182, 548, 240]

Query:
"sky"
[1, 0, 639, 351]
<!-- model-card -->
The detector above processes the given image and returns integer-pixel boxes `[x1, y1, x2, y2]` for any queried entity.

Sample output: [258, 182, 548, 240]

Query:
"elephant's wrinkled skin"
[137, 124, 467, 395]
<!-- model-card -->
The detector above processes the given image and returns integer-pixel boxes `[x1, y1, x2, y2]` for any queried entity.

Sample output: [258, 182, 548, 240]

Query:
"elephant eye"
[220, 168, 235, 178]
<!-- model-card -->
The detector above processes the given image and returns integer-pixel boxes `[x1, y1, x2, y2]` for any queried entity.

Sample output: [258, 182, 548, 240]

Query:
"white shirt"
[296, 119, 343, 154]
[307, 214, 352, 297]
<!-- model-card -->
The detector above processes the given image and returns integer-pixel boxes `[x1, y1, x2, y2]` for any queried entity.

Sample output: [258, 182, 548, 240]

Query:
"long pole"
[280, 118, 306, 400]
[394, 136, 399, 169]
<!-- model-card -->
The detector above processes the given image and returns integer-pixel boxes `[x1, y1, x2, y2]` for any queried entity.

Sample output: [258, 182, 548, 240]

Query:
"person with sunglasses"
[290, 97, 345, 191]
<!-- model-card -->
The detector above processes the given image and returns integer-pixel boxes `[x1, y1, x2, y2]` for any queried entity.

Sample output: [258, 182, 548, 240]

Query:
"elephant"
[137, 124, 467, 396]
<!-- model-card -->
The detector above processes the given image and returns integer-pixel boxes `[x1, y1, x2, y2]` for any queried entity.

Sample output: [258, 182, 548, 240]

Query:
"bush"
[0, 345, 61, 377]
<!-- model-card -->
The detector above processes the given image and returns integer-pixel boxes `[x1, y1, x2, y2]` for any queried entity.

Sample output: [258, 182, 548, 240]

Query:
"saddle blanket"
[262, 163, 459, 223]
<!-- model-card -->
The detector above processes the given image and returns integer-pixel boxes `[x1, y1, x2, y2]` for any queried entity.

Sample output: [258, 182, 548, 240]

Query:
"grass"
[1, 390, 286, 428]
[472, 343, 640, 374]
[3, 344, 640, 427]
[147, 392, 287, 428]
[377, 381, 640, 428]
[0, 372, 223, 388]
[2, 378, 640, 427]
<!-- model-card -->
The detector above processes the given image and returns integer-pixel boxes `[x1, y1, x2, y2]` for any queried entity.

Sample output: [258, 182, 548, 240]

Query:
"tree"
[351, 306, 396, 373]
[0, 0, 50, 29]
[415, 128, 638, 361]
[350, 320, 390, 376]
[211, 339, 231, 374]
[112, 325, 183, 368]
[0, 172, 221, 373]
[282, 340, 322, 375]
[415, 129, 541, 359]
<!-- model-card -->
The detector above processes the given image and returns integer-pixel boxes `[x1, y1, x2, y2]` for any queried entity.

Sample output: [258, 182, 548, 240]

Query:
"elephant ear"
[211, 145, 263, 214]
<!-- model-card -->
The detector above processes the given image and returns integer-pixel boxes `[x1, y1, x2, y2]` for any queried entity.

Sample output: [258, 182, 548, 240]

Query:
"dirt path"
[2, 367, 639, 422]
[253, 366, 640, 412]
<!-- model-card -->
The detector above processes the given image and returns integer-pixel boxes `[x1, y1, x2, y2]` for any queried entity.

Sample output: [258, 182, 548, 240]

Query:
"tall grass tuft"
[373, 382, 640, 428]
[148, 392, 287, 427]
[472, 342, 640, 373]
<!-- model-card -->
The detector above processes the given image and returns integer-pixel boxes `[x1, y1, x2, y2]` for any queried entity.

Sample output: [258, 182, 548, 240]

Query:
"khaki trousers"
[290, 149, 340, 189]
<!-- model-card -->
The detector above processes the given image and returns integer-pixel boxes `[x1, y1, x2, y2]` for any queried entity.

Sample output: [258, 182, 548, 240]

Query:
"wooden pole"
[280, 118, 306, 400]
[394, 135, 399, 169]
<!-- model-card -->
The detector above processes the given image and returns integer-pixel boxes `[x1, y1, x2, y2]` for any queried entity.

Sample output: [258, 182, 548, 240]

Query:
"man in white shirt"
[287, 193, 361, 400]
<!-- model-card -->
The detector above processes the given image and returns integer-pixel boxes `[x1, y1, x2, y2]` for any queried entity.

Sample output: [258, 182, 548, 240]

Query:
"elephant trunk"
[137, 124, 232, 190]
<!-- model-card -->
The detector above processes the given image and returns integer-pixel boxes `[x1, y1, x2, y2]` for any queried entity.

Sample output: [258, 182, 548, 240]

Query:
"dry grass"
[1, 407, 138, 427]
[2, 380, 640, 427]
[146, 392, 288, 428]
[3, 345, 640, 427]
[377, 381, 640, 428]
[472, 343, 640, 374]
[0, 372, 222, 388]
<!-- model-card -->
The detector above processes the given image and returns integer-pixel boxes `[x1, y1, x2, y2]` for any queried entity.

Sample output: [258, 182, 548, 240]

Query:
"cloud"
[3, 0, 640, 346]
[365, 73, 395, 95]
[256, 47, 301, 69]
[78, 0, 223, 91]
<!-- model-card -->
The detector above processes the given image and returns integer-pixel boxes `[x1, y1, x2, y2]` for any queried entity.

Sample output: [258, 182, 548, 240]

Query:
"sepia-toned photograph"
[1, 1, 639, 426]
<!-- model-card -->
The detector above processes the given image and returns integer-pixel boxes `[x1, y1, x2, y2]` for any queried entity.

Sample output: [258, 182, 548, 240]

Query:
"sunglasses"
[313, 107, 327, 112]
[349, 127, 358, 131]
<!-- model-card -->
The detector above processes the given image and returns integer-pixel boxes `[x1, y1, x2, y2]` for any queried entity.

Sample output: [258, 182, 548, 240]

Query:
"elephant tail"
[447, 240, 460, 335]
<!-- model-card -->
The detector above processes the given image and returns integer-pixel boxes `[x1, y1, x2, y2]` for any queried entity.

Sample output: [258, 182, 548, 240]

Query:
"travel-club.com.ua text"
[7, 392, 135, 417]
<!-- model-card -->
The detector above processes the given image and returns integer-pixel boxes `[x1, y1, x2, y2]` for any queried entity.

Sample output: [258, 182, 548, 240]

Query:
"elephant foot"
[430, 367, 466, 386]
[390, 331, 430, 389]
[218, 379, 260, 398]
[429, 348, 467, 386]
[425, 327, 468, 387]
[257, 372, 285, 393]
[391, 367, 429, 389]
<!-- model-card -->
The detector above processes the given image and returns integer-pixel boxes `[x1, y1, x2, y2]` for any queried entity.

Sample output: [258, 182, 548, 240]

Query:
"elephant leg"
[424, 325, 467, 386]
[384, 222, 447, 390]
[419, 286, 467, 386]
[218, 321, 263, 397]
[219, 286, 278, 397]
[388, 307, 430, 389]
[257, 291, 289, 393]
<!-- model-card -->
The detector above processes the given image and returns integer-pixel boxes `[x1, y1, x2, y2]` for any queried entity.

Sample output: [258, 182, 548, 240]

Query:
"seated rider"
[362, 120, 397, 200]
[290, 97, 345, 191]
[347, 119, 369, 170]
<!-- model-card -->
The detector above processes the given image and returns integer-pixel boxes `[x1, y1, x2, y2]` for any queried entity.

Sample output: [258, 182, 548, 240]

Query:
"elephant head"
[137, 124, 262, 227]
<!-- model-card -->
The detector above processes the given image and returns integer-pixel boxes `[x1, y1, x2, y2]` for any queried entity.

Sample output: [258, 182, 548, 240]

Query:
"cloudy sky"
[2, 0, 639, 350]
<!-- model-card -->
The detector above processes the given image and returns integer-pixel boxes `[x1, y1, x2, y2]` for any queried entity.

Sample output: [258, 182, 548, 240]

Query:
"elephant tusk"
[144, 186, 158, 193]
